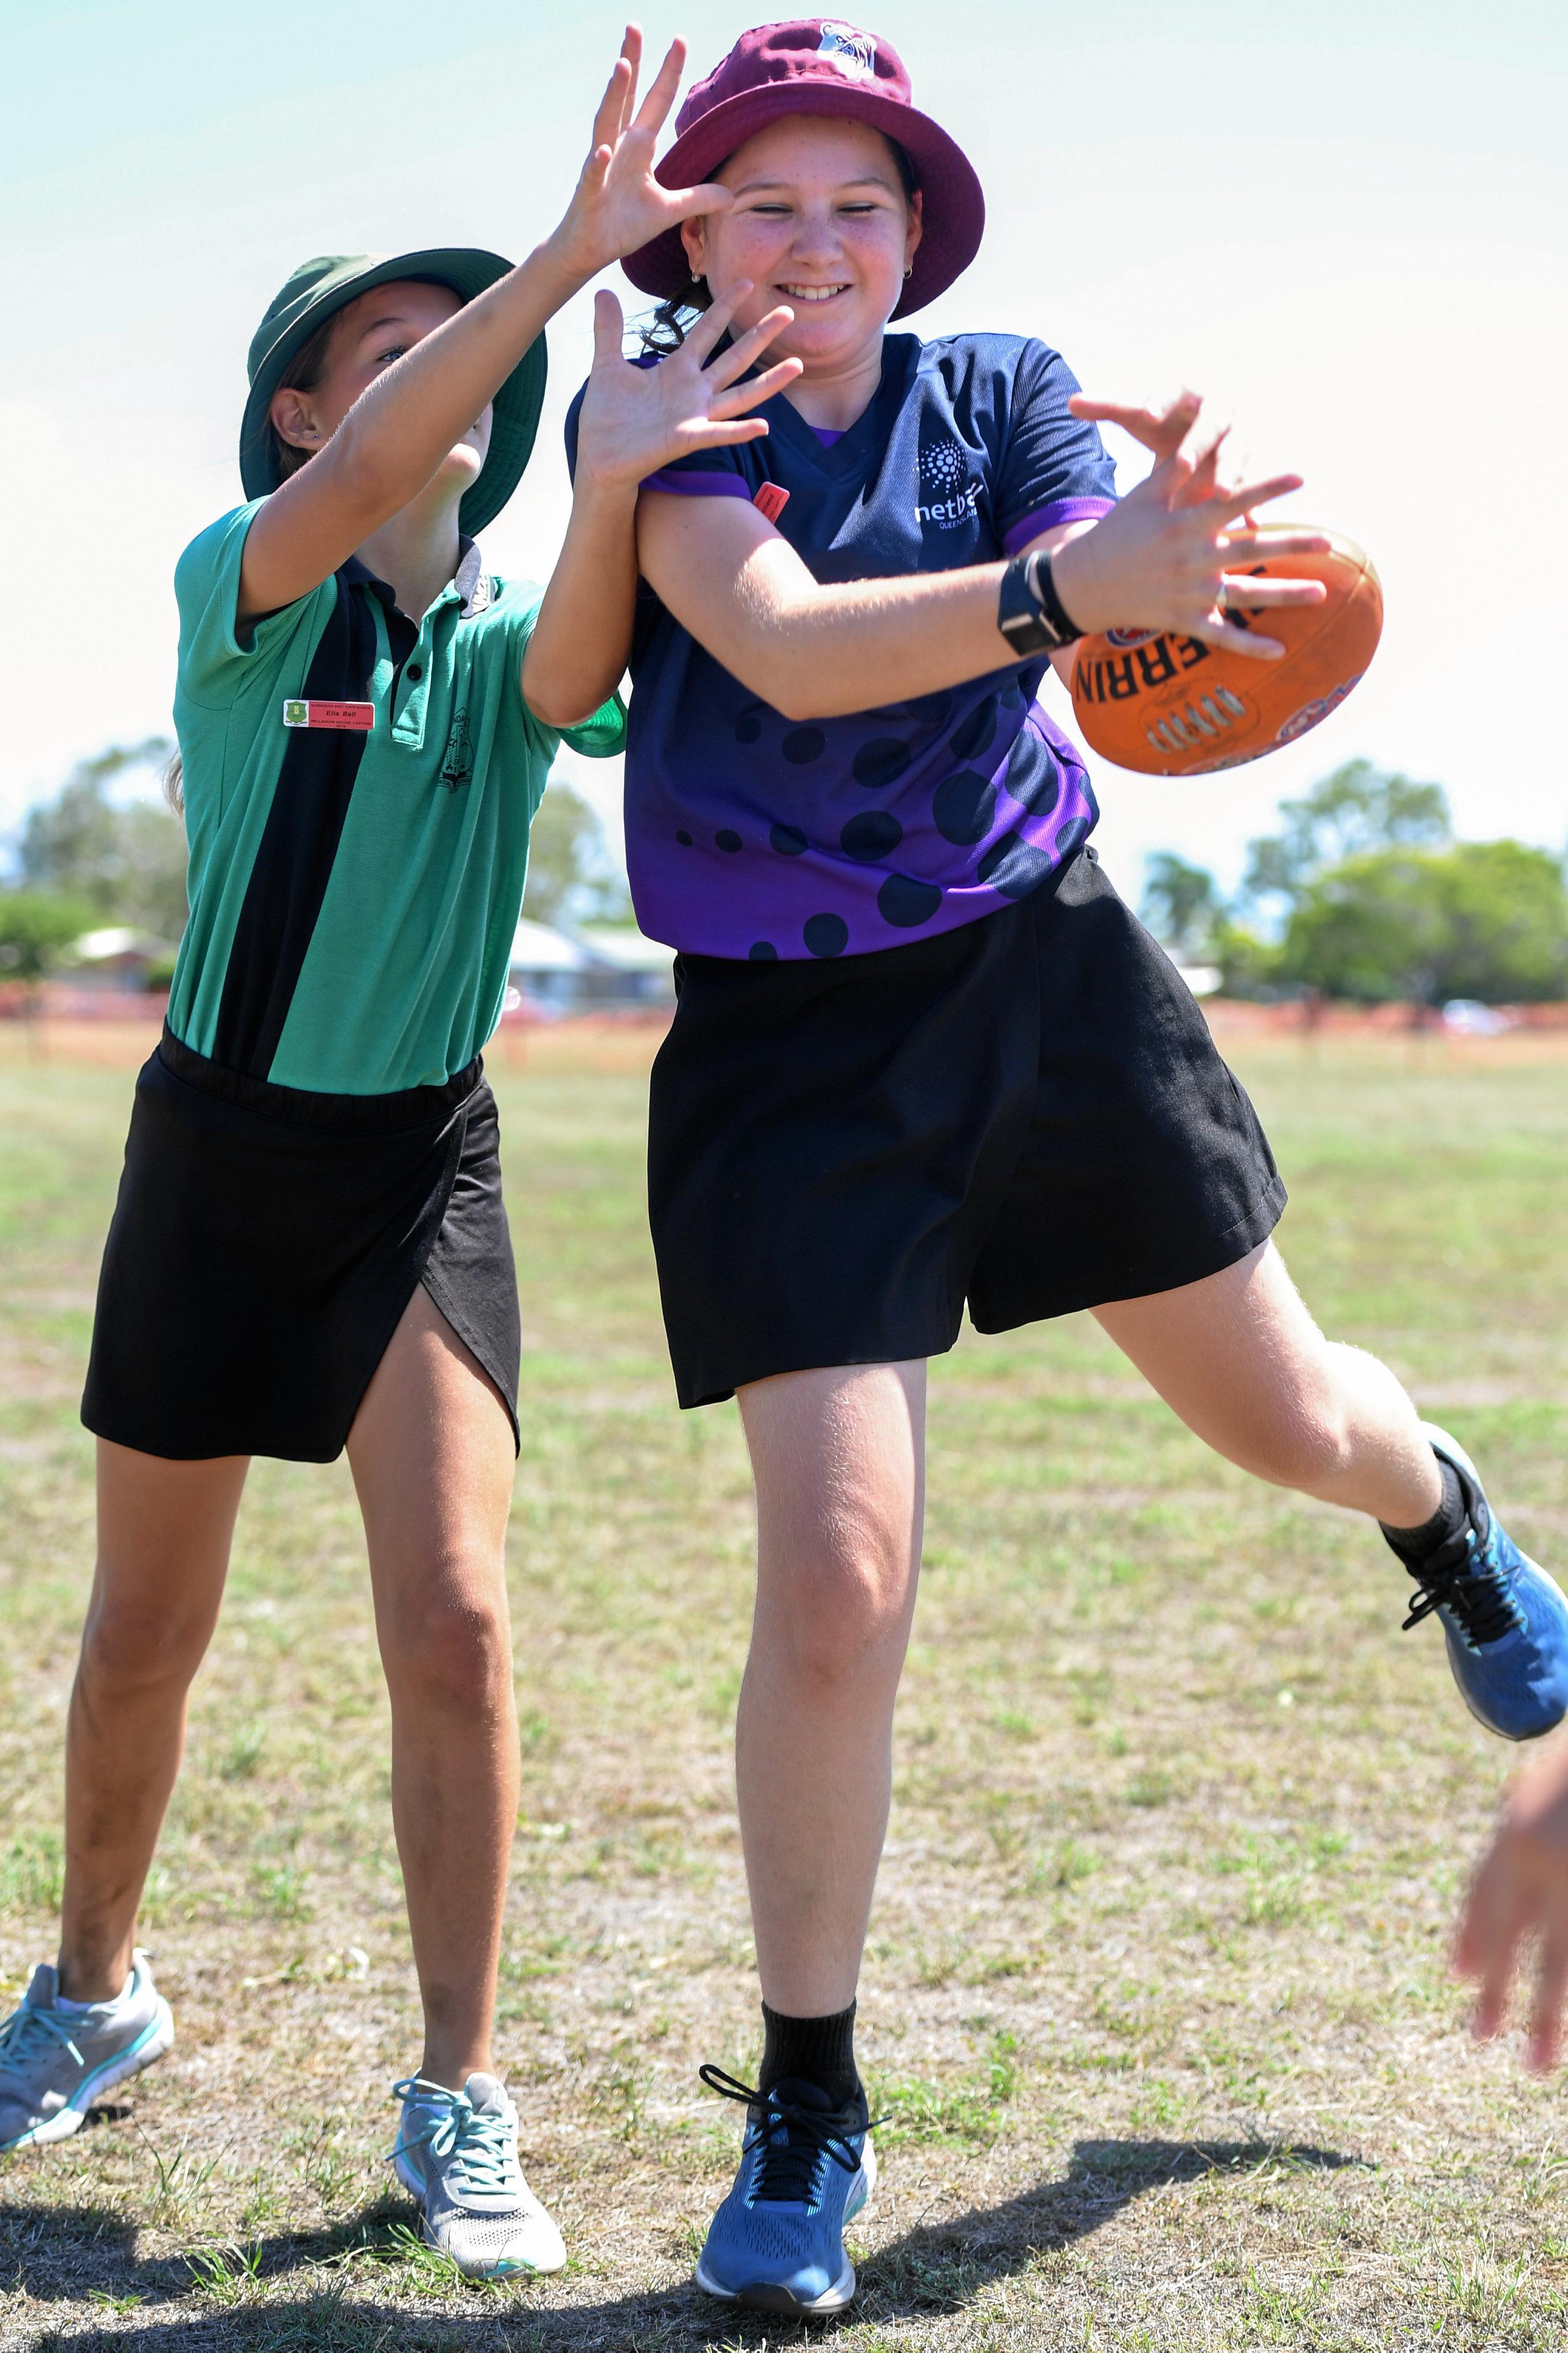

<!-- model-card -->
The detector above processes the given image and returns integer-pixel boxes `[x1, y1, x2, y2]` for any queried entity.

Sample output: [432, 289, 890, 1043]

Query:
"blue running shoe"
[1399, 1424, 1568, 1741]
[694, 2066, 877, 2315]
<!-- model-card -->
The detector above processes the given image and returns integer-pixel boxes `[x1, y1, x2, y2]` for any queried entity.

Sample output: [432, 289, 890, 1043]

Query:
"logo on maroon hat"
[816, 21, 877, 80]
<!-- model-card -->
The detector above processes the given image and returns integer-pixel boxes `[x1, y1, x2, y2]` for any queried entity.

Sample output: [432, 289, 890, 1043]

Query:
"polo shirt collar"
[340, 538, 493, 619]
[453, 536, 492, 616]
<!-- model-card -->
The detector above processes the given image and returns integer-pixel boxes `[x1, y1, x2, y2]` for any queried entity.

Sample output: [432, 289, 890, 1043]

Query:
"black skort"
[649, 849, 1285, 1408]
[82, 1029, 521, 1462]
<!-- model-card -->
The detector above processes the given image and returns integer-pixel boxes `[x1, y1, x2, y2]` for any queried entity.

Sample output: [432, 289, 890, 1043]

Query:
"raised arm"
[635, 389, 1330, 721]
[523, 289, 800, 728]
[238, 29, 733, 621]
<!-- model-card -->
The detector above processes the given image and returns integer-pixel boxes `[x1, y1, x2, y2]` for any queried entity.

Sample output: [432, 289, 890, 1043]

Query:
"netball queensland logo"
[916, 436, 981, 530]
[817, 20, 876, 78]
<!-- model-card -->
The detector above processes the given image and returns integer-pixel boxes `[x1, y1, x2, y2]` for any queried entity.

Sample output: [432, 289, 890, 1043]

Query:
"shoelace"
[1402, 1516, 1522, 1648]
[389, 2077, 516, 2199]
[700, 2064, 877, 2207]
[0, 2000, 84, 2087]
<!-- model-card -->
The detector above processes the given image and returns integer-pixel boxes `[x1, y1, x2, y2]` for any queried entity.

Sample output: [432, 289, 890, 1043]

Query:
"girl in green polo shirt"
[0, 31, 797, 2279]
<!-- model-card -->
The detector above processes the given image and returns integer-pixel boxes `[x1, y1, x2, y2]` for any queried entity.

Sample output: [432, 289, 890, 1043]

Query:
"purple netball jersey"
[565, 332, 1117, 961]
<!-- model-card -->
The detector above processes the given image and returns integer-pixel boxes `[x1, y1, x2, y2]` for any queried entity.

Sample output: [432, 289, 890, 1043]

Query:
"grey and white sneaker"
[390, 2072, 566, 2278]
[0, 1951, 173, 2152]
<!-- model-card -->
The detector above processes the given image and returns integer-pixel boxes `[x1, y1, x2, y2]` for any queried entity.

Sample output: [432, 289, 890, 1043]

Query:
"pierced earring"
[903, 264, 914, 278]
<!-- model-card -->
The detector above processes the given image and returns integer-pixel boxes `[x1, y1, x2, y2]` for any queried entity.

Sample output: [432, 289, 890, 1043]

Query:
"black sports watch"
[997, 549, 1084, 657]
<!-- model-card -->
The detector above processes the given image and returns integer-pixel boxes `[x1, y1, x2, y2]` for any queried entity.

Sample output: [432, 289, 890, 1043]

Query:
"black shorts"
[649, 850, 1285, 1408]
[82, 1030, 521, 1462]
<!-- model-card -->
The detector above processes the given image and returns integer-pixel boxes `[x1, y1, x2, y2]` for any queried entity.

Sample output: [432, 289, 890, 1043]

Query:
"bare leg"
[735, 1362, 925, 2017]
[346, 1286, 518, 2091]
[59, 1443, 250, 2000]
[1094, 1240, 1442, 1526]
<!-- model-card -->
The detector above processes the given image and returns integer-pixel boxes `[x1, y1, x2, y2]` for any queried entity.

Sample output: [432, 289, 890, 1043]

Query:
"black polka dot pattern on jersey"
[1002, 730, 1062, 817]
[851, 737, 913, 790]
[770, 823, 808, 856]
[783, 727, 826, 764]
[878, 874, 943, 927]
[932, 770, 995, 847]
[840, 811, 903, 863]
[948, 695, 997, 763]
[676, 829, 693, 846]
[748, 940, 778, 960]
[1055, 815, 1091, 860]
[803, 913, 849, 958]
[716, 830, 743, 853]
[735, 712, 763, 745]
[977, 831, 1055, 899]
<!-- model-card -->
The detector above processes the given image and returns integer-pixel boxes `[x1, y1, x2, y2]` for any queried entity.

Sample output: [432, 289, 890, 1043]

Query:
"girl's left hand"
[575, 287, 803, 496]
[550, 27, 733, 280]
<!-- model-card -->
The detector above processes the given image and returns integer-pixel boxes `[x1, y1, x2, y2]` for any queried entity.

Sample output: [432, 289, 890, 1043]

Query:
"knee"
[79, 1592, 211, 1696]
[380, 1570, 512, 1711]
[763, 1545, 914, 1692]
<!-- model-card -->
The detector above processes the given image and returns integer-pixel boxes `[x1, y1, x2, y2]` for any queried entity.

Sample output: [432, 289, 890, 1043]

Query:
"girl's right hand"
[575, 287, 803, 497]
[1051, 389, 1331, 659]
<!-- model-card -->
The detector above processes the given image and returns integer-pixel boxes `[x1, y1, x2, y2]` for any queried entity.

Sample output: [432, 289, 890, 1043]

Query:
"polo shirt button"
[407, 662, 423, 680]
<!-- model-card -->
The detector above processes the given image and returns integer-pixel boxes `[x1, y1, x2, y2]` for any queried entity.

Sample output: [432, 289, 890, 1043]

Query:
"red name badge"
[282, 698, 374, 731]
[753, 482, 790, 524]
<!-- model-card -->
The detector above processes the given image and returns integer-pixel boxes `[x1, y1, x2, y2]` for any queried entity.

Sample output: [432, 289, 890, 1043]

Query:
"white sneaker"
[390, 2072, 566, 2278]
[0, 1951, 173, 2152]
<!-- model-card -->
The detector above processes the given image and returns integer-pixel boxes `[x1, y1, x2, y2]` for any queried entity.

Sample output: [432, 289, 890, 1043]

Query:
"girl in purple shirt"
[574, 16, 1568, 2315]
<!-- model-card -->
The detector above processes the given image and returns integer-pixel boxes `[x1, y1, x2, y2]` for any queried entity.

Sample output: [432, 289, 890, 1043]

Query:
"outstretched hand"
[1051, 388, 1330, 659]
[575, 287, 802, 496]
[1456, 1739, 1568, 2074]
[550, 27, 734, 281]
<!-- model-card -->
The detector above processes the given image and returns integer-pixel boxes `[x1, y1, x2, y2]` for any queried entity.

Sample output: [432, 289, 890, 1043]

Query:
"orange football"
[1069, 526, 1383, 777]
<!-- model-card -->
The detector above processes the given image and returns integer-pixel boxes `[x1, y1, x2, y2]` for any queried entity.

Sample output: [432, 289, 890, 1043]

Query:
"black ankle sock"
[759, 1998, 862, 2112]
[1381, 1456, 1467, 1564]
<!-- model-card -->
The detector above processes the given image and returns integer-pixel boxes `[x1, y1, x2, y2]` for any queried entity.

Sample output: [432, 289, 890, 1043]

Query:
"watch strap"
[996, 549, 1083, 656]
[1028, 551, 1082, 646]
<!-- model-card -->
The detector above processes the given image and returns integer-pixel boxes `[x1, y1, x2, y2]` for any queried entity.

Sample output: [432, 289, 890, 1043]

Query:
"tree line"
[1141, 762, 1568, 1005]
[0, 742, 629, 986]
[3, 747, 1562, 1004]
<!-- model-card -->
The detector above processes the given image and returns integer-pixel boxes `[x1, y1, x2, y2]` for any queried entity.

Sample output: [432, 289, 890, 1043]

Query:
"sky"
[2, 0, 1564, 904]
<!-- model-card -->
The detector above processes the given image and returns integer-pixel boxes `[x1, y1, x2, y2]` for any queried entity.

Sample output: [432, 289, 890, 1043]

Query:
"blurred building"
[71, 927, 178, 989]
[507, 920, 675, 1015]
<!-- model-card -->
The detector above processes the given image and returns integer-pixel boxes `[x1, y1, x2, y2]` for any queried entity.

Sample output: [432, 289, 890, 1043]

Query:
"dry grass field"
[2, 1015, 1568, 2351]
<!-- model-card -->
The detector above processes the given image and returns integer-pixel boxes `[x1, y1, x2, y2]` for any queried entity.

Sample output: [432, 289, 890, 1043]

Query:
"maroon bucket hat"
[622, 19, 985, 320]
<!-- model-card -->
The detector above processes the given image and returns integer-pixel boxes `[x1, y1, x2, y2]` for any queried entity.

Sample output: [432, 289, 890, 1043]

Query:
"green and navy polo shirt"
[167, 501, 624, 1095]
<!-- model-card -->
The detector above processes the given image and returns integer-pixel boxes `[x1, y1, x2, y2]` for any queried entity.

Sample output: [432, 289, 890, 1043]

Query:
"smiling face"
[680, 115, 922, 379]
[269, 279, 492, 489]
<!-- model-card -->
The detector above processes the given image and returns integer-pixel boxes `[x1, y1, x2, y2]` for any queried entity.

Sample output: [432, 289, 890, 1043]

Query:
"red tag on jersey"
[753, 482, 791, 525]
[282, 698, 374, 731]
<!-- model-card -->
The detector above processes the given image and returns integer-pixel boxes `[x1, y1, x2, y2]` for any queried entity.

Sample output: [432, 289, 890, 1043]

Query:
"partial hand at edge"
[1456, 1736, 1568, 2074]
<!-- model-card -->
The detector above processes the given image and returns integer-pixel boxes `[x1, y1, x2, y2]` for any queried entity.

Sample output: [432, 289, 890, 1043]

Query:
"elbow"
[769, 682, 859, 723]
[733, 652, 826, 725]
[321, 419, 404, 520]
[522, 663, 613, 732]
[528, 693, 599, 731]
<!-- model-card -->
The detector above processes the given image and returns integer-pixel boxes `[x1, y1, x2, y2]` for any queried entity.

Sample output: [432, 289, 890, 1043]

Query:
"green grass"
[2, 1018, 1568, 2348]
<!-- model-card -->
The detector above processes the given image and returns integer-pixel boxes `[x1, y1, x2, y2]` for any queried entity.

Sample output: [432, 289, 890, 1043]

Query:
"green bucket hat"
[239, 250, 548, 538]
